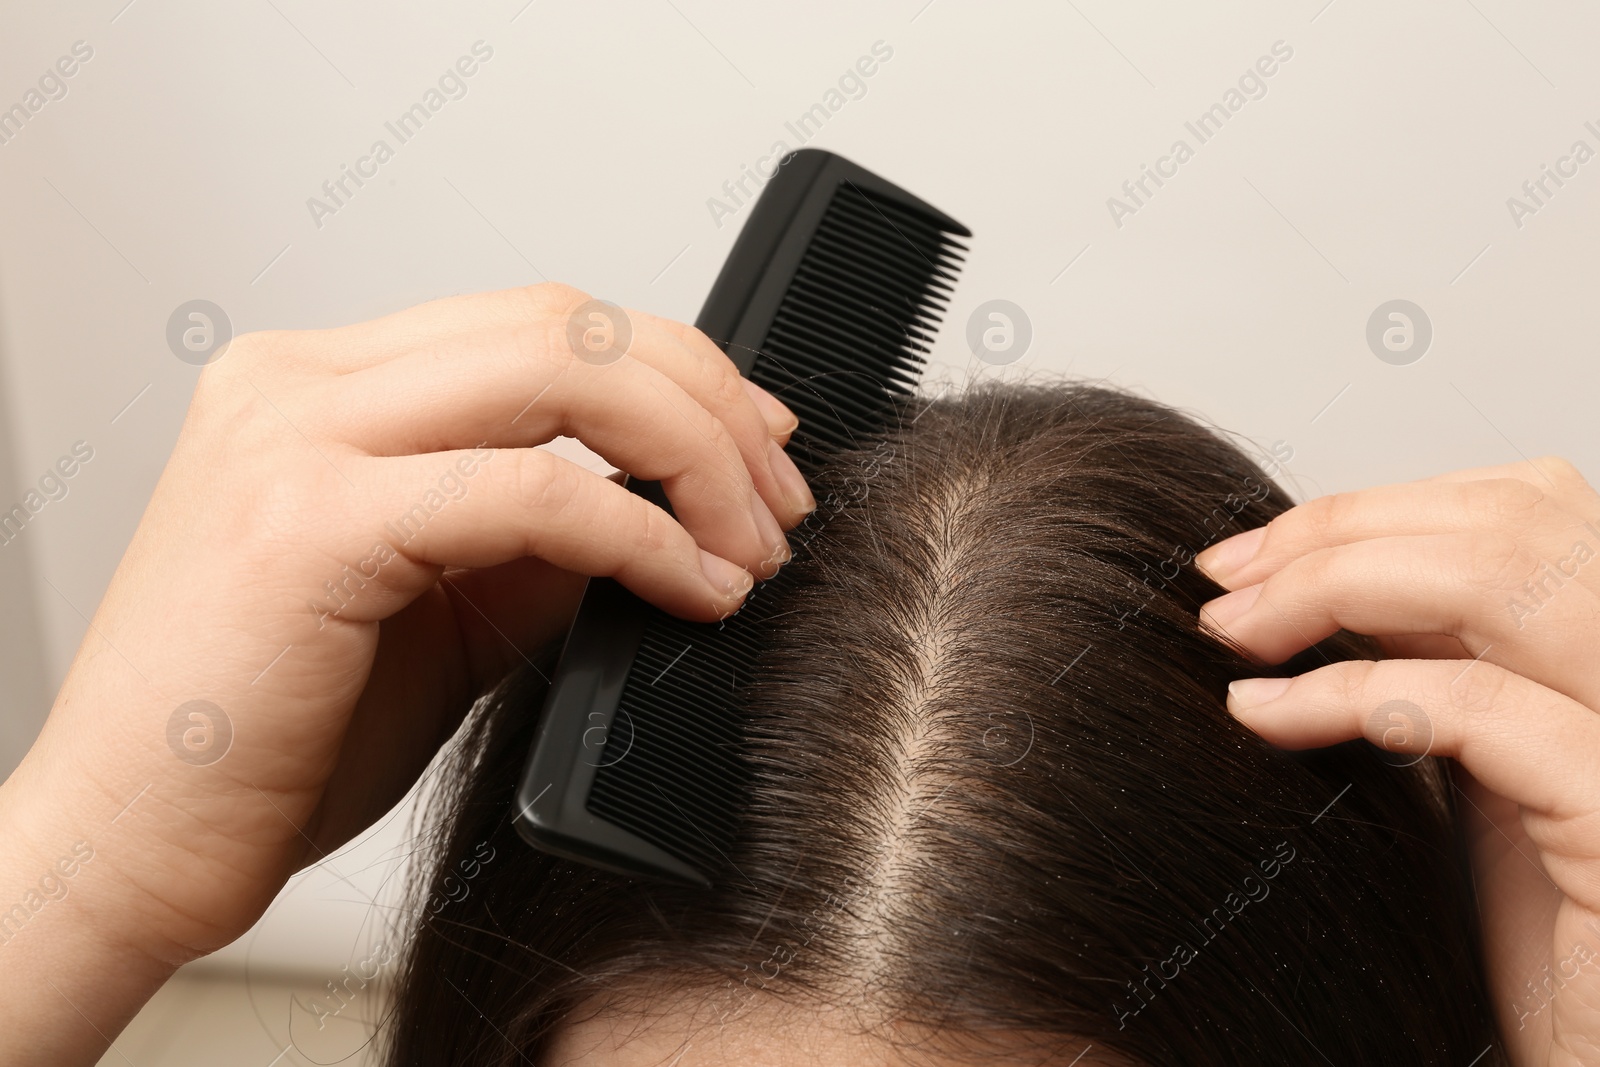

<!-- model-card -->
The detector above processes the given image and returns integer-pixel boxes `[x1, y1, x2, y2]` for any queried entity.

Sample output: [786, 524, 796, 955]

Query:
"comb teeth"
[584, 182, 967, 875]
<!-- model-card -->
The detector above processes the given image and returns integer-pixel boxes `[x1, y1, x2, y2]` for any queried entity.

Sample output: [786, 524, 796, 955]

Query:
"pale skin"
[0, 283, 812, 1065]
[543, 994, 1130, 1066]
[0, 282, 1593, 1064]
[1196, 456, 1600, 1065]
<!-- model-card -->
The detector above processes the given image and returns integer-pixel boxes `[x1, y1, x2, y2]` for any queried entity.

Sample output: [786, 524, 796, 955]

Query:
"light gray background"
[0, 1, 1594, 1062]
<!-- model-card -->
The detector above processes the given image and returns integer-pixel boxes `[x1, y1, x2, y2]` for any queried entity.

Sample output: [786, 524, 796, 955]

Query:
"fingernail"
[1199, 582, 1262, 634]
[768, 439, 817, 517]
[1194, 526, 1267, 583]
[1227, 676, 1293, 711]
[751, 488, 791, 577]
[699, 549, 754, 599]
[741, 378, 799, 438]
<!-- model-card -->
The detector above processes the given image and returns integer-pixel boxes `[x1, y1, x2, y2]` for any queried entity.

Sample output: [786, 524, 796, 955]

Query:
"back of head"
[381, 381, 1498, 1065]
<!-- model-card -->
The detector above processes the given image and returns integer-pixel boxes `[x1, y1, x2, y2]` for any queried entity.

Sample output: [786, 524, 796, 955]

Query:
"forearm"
[0, 742, 181, 1065]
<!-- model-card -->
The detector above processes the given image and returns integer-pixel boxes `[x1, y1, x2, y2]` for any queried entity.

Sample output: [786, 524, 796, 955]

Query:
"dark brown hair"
[380, 381, 1499, 1065]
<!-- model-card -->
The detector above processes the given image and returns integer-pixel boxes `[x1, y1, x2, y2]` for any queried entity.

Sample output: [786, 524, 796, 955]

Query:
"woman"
[0, 285, 1596, 1064]
[381, 377, 1493, 1065]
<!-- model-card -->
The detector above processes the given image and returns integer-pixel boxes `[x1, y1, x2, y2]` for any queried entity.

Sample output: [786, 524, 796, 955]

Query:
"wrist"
[1, 729, 191, 951]
[0, 754, 182, 1065]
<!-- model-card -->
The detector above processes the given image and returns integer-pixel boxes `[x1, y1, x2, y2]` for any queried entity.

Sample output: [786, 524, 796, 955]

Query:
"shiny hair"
[381, 381, 1499, 1065]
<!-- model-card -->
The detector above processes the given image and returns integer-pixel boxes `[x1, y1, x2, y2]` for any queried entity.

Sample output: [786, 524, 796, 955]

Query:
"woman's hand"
[1194, 456, 1600, 1065]
[0, 283, 813, 1062]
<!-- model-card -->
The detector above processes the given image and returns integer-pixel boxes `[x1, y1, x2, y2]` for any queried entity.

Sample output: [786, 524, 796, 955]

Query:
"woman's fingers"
[232, 282, 813, 579]
[1195, 476, 1575, 589]
[302, 554, 589, 857]
[337, 343, 795, 575]
[621, 311, 807, 517]
[324, 301, 810, 576]
[245, 283, 800, 449]
[627, 306, 800, 444]
[1198, 530, 1600, 709]
[1197, 457, 1599, 590]
[608, 310, 811, 518]
[1229, 654, 1600, 1054]
[333, 301, 804, 504]
[361, 448, 754, 623]
[1421, 455, 1596, 494]
[1225, 658, 1600, 850]
[257, 284, 589, 374]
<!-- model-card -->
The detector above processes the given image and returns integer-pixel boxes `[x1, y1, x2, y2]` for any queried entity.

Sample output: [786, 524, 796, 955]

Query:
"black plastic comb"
[513, 148, 970, 885]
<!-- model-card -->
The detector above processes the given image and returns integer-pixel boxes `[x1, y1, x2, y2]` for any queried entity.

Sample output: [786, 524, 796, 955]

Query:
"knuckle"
[520, 281, 590, 316]
[707, 363, 749, 416]
[1296, 490, 1359, 536]
[252, 466, 342, 539]
[1278, 543, 1335, 599]
[633, 499, 677, 557]
[1257, 494, 1331, 562]
[514, 451, 576, 515]
[190, 363, 231, 409]
[222, 329, 269, 366]
[1455, 661, 1513, 722]
[189, 341, 303, 446]
[505, 314, 582, 375]
[1468, 477, 1548, 527]
[683, 324, 730, 364]
[193, 331, 266, 396]
[1337, 658, 1385, 709]
[1460, 528, 1531, 590]
[701, 414, 742, 465]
